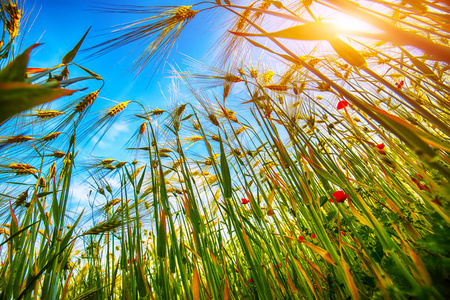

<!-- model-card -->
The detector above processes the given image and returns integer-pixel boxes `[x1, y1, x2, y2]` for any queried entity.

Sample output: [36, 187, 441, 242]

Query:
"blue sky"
[22, 1, 224, 157]
[25, 0, 217, 105]
[19, 0, 227, 211]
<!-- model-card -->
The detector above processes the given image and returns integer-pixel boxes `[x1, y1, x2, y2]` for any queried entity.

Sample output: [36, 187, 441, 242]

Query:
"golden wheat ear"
[86, 5, 199, 75]
[74, 90, 100, 114]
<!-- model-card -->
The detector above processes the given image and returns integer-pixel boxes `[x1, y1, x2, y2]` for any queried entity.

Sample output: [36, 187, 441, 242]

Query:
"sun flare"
[325, 13, 375, 33]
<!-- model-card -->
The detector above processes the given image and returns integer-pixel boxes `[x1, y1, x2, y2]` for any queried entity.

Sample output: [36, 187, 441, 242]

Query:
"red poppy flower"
[337, 100, 348, 110]
[340, 231, 345, 236]
[298, 236, 305, 243]
[312, 233, 316, 239]
[331, 191, 348, 203]
[241, 198, 250, 205]
[248, 278, 253, 283]
[375, 144, 385, 150]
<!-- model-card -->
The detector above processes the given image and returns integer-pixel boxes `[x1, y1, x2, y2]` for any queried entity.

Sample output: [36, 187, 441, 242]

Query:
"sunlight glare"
[326, 13, 374, 33]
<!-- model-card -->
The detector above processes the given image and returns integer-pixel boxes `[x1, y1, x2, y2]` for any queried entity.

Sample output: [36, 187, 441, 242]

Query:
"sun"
[324, 13, 375, 33]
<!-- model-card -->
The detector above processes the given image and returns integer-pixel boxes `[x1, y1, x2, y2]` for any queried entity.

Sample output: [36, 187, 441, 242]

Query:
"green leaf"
[60, 76, 100, 87]
[370, 238, 384, 263]
[319, 196, 329, 207]
[181, 114, 194, 121]
[0, 221, 38, 247]
[157, 210, 167, 258]
[35, 196, 49, 234]
[25, 65, 62, 83]
[271, 1, 283, 9]
[136, 166, 146, 195]
[370, 104, 447, 157]
[169, 245, 176, 272]
[243, 37, 276, 54]
[9, 201, 19, 247]
[0, 82, 80, 123]
[60, 212, 83, 252]
[71, 62, 102, 79]
[302, 155, 343, 186]
[231, 22, 338, 40]
[219, 135, 232, 199]
[62, 27, 91, 64]
[327, 210, 338, 221]
[327, 37, 366, 67]
[36, 191, 53, 198]
[0, 44, 41, 83]
[401, 47, 439, 82]
[0, 41, 12, 59]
